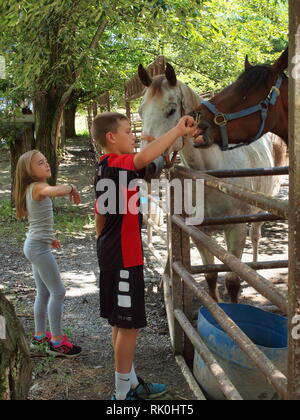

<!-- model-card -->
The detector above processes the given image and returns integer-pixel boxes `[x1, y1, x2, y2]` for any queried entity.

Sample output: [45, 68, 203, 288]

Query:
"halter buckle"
[268, 86, 281, 105]
[269, 86, 281, 97]
[214, 113, 227, 126]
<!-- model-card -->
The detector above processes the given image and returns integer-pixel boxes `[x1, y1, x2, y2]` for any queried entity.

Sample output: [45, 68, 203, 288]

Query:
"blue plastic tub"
[193, 303, 287, 400]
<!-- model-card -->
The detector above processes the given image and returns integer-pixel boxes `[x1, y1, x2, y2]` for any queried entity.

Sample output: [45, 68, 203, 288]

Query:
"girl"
[15, 150, 82, 358]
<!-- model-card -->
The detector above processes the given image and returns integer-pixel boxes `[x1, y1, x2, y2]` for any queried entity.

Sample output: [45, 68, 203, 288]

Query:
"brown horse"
[193, 48, 288, 151]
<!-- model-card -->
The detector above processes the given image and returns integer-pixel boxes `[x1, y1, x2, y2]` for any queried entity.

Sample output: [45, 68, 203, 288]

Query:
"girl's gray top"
[26, 183, 55, 243]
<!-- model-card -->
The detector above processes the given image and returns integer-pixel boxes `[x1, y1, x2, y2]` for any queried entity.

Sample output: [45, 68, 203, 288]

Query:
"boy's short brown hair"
[91, 112, 129, 148]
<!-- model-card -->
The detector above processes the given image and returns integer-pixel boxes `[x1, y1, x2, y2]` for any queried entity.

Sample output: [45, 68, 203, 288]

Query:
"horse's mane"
[235, 65, 274, 95]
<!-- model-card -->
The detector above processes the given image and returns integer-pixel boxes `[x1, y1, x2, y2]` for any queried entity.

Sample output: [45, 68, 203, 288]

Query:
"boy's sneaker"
[47, 336, 82, 358]
[111, 390, 139, 400]
[133, 377, 167, 399]
[31, 332, 51, 347]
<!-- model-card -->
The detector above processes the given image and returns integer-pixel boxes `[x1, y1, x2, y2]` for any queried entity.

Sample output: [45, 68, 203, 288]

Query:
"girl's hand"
[51, 239, 61, 249]
[69, 185, 81, 205]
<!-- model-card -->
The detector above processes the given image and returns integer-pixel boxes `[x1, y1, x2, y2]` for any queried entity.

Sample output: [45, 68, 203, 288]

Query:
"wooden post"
[288, 0, 300, 400]
[0, 291, 32, 400]
[107, 92, 111, 112]
[125, 100, 131, 121]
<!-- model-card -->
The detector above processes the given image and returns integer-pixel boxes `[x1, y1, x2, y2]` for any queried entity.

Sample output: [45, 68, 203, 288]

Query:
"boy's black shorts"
[99, 265, 147, 329]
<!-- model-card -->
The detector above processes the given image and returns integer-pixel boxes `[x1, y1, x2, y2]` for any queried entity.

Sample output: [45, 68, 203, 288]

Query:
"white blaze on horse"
[138, 63, 287, 303]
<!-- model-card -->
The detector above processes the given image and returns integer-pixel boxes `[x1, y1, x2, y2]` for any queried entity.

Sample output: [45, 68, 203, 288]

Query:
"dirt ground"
[0, 135, 289, 400]
[0, 139, 195, 401]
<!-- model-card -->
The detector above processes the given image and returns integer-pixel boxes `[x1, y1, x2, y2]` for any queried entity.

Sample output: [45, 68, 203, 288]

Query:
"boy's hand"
[175, 116, 199, 138]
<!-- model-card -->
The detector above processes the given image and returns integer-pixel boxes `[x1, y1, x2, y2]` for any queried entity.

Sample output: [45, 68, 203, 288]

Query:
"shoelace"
[136, 377, 152, 395]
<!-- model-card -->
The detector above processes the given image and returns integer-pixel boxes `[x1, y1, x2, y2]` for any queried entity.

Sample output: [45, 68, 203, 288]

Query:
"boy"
[92, 112, 198, 400]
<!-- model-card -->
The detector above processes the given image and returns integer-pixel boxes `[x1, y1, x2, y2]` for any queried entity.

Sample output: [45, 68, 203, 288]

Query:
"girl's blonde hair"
[14, 150, 41, 219]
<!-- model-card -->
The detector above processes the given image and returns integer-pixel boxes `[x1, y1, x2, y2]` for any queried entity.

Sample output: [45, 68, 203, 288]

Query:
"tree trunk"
[0, 291, 32, 400]
[34, 92, 61, 185]
[65, 102, 77, 138]
[10, 123, 35, 204]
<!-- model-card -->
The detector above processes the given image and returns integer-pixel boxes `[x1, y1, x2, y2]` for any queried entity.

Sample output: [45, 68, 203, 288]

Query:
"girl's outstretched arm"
[33, 183, 81, 205]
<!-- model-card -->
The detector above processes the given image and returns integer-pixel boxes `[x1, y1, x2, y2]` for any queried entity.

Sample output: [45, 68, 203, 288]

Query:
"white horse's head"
[138, 64, 201, 160]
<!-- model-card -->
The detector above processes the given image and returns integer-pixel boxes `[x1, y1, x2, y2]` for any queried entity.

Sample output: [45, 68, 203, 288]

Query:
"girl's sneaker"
[47, 336, 82, 358]
[31, 332, 51, 347]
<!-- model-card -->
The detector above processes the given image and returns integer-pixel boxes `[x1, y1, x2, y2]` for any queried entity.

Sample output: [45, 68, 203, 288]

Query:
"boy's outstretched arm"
[133, 116, 198, 171]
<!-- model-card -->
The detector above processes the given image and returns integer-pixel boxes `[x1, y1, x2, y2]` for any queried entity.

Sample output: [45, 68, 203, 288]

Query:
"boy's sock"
[115, 371, 131, 400]
[130, 364, 139, 389]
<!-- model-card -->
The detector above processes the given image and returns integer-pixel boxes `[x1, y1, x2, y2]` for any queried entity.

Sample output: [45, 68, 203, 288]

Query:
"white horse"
[138, 64, 287, 303]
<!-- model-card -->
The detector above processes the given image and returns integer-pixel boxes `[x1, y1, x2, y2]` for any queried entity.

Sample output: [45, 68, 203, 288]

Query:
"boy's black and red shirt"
[94, 153, 146, 271]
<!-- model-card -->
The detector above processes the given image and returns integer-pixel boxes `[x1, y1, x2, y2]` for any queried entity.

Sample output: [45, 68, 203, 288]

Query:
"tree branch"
[75, 15, 108, 78]
[51, 12, 108, 147]
[167, 58, 223, 84]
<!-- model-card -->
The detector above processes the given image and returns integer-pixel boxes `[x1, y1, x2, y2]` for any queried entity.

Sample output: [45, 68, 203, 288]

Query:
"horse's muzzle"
[192, 119, 215, 149]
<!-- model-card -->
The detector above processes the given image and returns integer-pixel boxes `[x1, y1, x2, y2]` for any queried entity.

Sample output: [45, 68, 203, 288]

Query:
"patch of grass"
[0, 200, 26, 241]
[76, 130, 90, 137]
[53, 203, 94, 240]
[0, 200, 94, 243]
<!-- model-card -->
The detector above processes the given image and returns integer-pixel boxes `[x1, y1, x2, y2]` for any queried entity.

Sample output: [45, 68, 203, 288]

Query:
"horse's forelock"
[236, 65, 274, 95]
[148, 75, 165, 98]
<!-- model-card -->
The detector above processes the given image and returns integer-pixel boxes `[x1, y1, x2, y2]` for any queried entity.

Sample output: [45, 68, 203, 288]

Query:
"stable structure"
[160, 1, 300, 400]
[121, 8, 300, 398]
[287, 0, 300, 399]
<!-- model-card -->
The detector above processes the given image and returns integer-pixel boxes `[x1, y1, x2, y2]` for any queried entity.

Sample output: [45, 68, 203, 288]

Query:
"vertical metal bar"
[181, 187, 194, 367]
[147, 191, 153, 246]
[168, 171, 184, 355]
[288, 0, 300, 400]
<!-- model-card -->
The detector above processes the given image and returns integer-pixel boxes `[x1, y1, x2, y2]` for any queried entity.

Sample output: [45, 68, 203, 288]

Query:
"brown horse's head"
[193, 48, 289, 150]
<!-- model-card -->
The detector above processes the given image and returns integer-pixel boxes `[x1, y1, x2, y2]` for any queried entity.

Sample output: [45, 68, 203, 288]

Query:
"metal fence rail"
[172, 262, 288, 399]
[165, 158, 291, 400]
[172, 214, 287, 313]
[174, 309, 243, 400]
[175, 166, 289, 219]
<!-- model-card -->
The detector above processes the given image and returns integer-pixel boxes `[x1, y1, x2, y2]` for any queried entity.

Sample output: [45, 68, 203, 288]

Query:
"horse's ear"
[273, 47, 289, 73]
[245, 55, 252, 70]
[138, 64, 152, 87]
[165, 63, 177, 86]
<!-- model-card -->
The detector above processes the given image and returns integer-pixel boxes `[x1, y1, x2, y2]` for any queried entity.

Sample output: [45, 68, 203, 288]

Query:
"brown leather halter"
[140, 134, 179, 169]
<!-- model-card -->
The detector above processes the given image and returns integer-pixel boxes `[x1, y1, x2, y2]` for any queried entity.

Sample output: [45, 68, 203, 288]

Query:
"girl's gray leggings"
[24, 239, 66, 336]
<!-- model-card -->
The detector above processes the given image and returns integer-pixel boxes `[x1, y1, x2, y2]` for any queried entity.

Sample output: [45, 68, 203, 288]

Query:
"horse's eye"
[167, 109, 176, 118]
